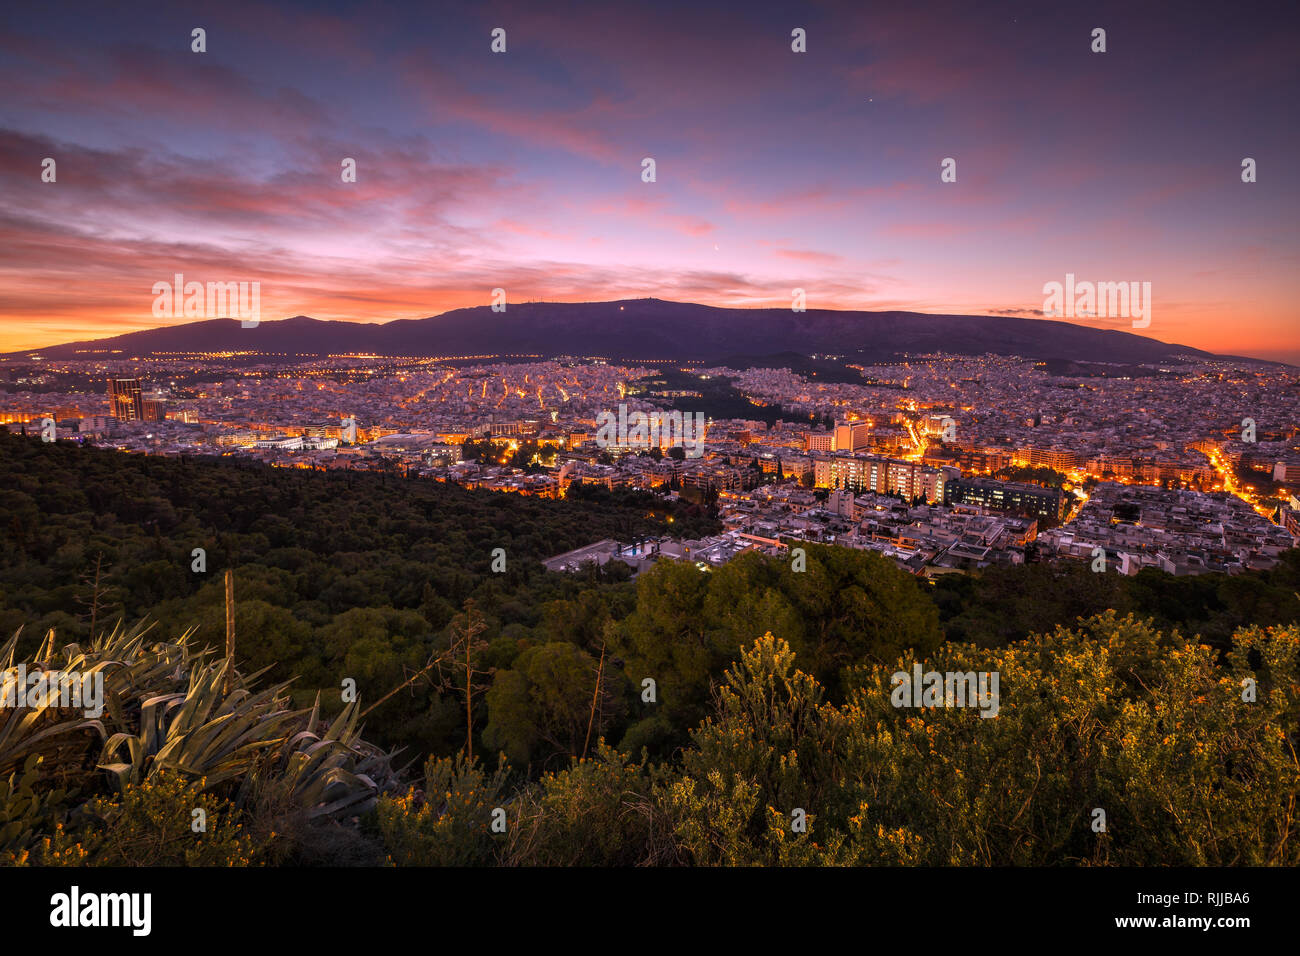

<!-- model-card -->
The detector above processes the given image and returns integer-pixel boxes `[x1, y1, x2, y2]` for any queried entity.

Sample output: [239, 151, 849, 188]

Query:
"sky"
[1, 0, 1297, 362]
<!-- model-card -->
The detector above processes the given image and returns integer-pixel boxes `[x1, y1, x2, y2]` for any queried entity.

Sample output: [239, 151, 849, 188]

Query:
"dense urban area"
[4, 349, 1297, 579]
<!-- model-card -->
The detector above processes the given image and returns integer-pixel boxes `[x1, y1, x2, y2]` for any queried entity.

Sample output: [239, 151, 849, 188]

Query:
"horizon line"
[4, 298, 1296, 369]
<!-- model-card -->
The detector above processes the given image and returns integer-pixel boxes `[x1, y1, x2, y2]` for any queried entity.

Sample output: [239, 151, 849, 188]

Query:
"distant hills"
[8, 298, 1269, 366]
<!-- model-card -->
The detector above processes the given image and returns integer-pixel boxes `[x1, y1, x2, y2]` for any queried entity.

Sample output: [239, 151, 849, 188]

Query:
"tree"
[611, 560, 720, 753]
[835, 612, 1300, 865]
[666, 615, 1300, 867]
[503, 742, 666, 866]
[446, 601, 491, 760]
[483, 641, 612, 768]
[74, 553, 117, 641]
[666, 633, 844, 866]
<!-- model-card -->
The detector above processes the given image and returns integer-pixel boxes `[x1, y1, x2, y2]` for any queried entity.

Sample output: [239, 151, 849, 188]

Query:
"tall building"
[809, 422, 871, 453]
[1273, 461, 1300, 483]
[107, 378, 143, 422]
[814, 454, 945, 503]
[834, 420, 871, 453]
[142, 397, 166, 422]
[1016, 445, 1080, 472]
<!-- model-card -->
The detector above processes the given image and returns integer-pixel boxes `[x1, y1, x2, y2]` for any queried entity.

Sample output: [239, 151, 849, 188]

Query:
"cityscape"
[0, 0, 1297, 926]
[3, 341, 1296, 579]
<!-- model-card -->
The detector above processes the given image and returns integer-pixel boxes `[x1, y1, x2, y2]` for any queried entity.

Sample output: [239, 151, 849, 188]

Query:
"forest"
[2, 427, 1298, 866]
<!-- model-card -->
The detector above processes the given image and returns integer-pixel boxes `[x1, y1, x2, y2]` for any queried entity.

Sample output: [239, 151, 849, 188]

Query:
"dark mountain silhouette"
[9, 298, 1267, 365]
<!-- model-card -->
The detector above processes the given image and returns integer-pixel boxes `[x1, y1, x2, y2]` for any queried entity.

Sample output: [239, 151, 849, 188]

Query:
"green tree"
[665, 633, 846, 865]
[484, 642, 615, 768]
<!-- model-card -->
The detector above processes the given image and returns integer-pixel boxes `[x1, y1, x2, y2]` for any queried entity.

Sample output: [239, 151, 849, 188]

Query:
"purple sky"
[1, 0, 1297, 361]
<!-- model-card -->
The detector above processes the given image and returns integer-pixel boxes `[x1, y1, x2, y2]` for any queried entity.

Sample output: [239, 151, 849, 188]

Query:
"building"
[1039, 483, 1294, 575]
[814, 454, 945, 503]
[804, 431, 834, 453]
[944, 476, 1065, 523]
[142, 397, 166, 422]
[254, 435, 304, 450]
[807, 422, 870, 454]
[1273, 461, 1300, 483]
[1283, 496, 1300, 539]
[107, 378, 143, 422]
[78, 415, 117, 434]
[1015, 446, 1080, 472]
[427, 443, 462, 464]
[834, 420, 871, 453]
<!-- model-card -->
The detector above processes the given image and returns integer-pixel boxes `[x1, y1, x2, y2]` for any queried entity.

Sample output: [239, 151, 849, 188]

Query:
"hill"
[10, 298, 1264, 365]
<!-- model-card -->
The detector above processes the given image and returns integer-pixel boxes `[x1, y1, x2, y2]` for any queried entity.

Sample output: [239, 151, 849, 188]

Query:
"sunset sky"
[1, 0, 1297, 362]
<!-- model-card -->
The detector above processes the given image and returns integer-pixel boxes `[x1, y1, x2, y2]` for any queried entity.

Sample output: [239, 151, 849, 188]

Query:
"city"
[1, 0, 1296, 913]
[3, 343, 1296, 579]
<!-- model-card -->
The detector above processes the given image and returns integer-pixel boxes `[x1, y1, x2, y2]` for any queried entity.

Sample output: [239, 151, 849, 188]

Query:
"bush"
[35, 771, 262, 866]
[376, 753, 511, 866]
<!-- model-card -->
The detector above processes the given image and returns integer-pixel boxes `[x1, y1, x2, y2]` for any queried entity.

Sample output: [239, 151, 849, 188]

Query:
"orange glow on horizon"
[3, 299, 1295, 365]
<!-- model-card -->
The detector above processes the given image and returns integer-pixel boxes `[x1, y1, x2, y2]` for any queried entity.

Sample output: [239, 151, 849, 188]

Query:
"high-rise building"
[834, 420, 871, 452]
[107, 378, 143, 422]
[1273, 461, 1300, 483]
[142, 398, 166, 422]
[814, 454, 944, 503]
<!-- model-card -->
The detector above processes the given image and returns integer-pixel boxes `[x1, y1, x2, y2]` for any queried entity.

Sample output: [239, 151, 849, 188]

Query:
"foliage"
[0, 755, 69, 864]
[504, 742, 672, 866]
[0, 429, 713, 757]
[375, 753, 511, 866]
[0, 619, 396, 865]
[5, 429, 1299, 866]
[613, 543, 941, 752]
[836, 613, 1299, 865]
[33, 771, 261, 866]
[659, 618, 1300, 866]
[936, 550, 1300, 650]
[663, 634, 846, 865]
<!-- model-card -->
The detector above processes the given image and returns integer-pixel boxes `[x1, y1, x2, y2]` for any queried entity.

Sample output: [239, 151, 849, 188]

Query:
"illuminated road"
[1202, 446, 1275, 518]
[903, 419, 928, 461]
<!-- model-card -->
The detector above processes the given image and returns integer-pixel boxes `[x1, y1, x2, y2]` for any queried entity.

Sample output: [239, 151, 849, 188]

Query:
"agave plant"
[41, 622, 201, 729]
[5, 621, 397, 825]
[98, 660, 397, 820]
[0, 630, 109, 784]
[98, 658, 301, 792]
[251, 693, 394, 819]
[1, 620, 227, 782]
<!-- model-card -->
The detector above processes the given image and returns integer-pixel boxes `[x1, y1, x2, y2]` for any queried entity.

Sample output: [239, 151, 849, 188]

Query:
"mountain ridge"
[6, 298, 1282, 366]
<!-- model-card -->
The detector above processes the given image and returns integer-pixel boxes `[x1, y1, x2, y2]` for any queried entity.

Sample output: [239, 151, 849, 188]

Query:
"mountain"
[7, 298, 1265, 365]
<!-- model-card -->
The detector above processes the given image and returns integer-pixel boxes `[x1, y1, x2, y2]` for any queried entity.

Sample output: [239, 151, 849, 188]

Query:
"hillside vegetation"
[2, 429, 1298, 865]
